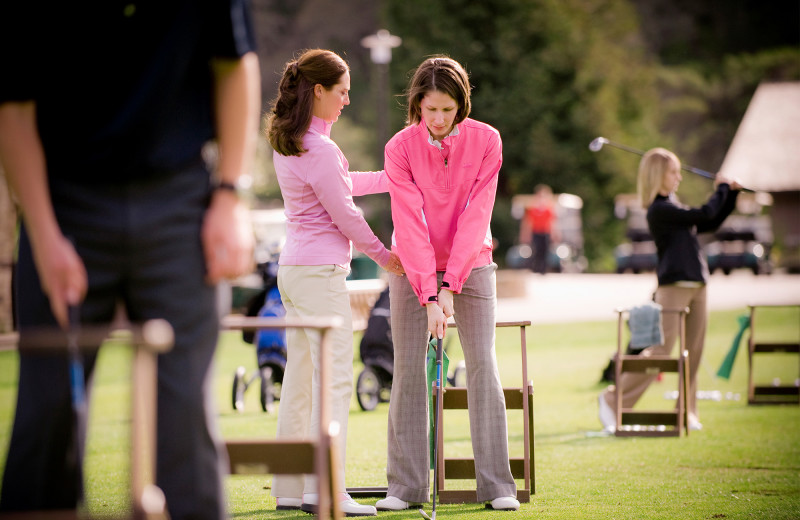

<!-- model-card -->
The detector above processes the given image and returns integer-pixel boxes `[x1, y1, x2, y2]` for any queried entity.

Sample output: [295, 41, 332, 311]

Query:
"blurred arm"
[203, 52, 261, 283]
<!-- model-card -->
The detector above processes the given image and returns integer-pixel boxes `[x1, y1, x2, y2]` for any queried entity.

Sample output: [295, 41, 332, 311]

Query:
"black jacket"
[647, 184, 738, 286]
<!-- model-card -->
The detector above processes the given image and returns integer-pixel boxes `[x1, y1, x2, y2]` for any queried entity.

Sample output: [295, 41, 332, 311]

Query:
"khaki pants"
[272, 264, 355, 498]
[385, 263, 516, 503]
[603, 284, 707, 418]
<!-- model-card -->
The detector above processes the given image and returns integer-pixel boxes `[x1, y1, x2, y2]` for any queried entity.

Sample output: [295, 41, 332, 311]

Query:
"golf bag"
[232, 260, 287, 412]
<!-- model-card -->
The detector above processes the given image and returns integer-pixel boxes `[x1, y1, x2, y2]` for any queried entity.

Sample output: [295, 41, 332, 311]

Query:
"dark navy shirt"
[647, 185, 738, 286]
[0, 0, 256, 182]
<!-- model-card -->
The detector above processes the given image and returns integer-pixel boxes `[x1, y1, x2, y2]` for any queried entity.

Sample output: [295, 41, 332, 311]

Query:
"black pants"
[1, 166, 226, 519]
[531, 233, 550, 274]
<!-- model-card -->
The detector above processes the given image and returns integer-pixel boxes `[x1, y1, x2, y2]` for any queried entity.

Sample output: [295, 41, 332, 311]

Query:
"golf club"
[419, 335, 444, 520]
[590, 136, 718, 180]
[67, 304, 87, 507]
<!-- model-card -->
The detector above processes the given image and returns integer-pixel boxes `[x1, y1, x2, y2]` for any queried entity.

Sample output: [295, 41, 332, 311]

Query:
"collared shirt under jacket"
[275, 116, 391, 268]
[385, 118, 501, 306]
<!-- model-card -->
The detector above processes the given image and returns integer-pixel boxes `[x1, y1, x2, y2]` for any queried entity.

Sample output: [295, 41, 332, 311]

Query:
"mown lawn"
[0, 306, 798, 519]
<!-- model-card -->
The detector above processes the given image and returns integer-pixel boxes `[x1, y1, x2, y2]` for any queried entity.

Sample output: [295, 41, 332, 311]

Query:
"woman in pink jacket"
[265, 49, 403, 516]
[376, 56, 519, 512]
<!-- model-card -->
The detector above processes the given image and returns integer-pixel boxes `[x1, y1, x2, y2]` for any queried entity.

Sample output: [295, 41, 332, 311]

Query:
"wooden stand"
[435, 321, 535, 504]
[614, 308, 690, 437]
[222, 315, 344, 520]
[6, 320, 175, 520]
[747, 304, 800, 405]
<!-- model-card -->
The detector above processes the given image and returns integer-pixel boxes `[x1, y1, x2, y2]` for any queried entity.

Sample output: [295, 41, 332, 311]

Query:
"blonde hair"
[637, 147, 680, 209]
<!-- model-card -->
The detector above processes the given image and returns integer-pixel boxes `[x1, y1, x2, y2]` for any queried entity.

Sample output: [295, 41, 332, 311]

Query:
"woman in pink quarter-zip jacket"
[375, 56, 520, 513]
[264, 49, 403, 517]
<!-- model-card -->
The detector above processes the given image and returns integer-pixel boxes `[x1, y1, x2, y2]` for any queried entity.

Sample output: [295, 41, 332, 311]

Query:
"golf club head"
[589, 137, 607, 152]
[418, 508, 434, 520]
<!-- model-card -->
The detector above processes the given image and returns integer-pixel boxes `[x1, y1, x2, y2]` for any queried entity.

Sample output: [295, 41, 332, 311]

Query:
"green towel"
[716, 314, 751, 380]
[426, 337, 449, 469]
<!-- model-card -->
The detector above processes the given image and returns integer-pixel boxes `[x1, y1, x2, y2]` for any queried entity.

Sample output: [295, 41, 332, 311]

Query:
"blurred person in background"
[519, 184, 559, 274]
[0, 1, 260, 518]
[598, 147, 742, 434]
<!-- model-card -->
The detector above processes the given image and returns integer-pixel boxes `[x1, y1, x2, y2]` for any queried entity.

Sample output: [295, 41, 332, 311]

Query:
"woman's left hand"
[426, 302, 447, 340]
[438, 288, 454, 319]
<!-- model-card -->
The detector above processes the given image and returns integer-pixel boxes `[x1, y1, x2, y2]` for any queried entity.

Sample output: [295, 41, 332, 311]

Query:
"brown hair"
[404, 56, 472, 127]
[637, 147, 680, 208]
[265, 49, 349, 156]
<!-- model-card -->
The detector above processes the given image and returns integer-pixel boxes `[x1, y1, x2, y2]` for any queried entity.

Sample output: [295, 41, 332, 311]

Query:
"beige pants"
[603, 284, 708, 418]
[272, 264, 355, 498]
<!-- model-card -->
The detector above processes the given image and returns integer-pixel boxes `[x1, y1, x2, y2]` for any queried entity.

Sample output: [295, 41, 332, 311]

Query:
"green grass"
[1, 307, 799, 519]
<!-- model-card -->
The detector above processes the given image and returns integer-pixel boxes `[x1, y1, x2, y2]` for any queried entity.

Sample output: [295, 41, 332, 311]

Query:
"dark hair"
[266, 49, 349, 156]
[405, 56, 472, 127]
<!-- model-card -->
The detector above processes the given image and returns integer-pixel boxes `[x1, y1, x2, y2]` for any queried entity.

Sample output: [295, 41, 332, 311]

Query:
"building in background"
[718, 81, 800, 272]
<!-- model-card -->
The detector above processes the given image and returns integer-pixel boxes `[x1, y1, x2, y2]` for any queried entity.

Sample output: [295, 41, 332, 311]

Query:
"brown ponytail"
[265, 49, 349, 156]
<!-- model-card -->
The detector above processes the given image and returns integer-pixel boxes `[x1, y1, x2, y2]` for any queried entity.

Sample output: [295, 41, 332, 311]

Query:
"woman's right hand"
[382, 251, 405, 276]
[426, 302, 447, 340]
[715, 175, 743, 191]
[31, 232, 87, 329]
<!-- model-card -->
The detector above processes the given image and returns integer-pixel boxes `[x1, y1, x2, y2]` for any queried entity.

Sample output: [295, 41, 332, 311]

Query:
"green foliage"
[249, 0, 800, 270]
[382, 0, 799, 270]
[385, 0, 663, 268]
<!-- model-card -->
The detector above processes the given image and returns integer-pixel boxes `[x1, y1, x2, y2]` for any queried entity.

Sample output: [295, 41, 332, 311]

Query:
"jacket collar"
[310, 116, 333, 137]
[416, 120, 460, 149]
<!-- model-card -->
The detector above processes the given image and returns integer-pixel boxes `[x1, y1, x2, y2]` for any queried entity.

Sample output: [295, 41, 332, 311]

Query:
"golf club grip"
[67, 305, 85, 408]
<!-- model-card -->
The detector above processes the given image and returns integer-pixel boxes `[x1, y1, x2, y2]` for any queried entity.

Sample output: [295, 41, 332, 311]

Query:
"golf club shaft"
[420, 335, 444, 520]
[591, 137, 754, 192]
[600, 138, 717, 180]
[67, 304, 87, 504]
[433, 337, 443, 517]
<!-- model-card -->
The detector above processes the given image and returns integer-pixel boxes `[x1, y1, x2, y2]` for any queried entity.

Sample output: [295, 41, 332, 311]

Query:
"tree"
[385, 0, 662, 268]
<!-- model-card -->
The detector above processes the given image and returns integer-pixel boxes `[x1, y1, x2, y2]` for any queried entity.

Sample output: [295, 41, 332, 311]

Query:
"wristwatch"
[213, 178, 247, 198]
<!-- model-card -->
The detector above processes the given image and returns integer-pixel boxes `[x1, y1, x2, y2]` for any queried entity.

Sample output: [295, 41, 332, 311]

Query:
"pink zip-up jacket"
[275, 116, 391, 268]
[386, 118, 501, 306]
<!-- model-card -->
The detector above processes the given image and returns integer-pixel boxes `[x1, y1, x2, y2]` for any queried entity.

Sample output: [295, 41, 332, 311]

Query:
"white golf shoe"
[487, 496, 520, 511]
[375, 495, 419, 510]
[275, 497, 301, 510]
[301, 493, 377, 517]
[598, 394, 616, 433]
